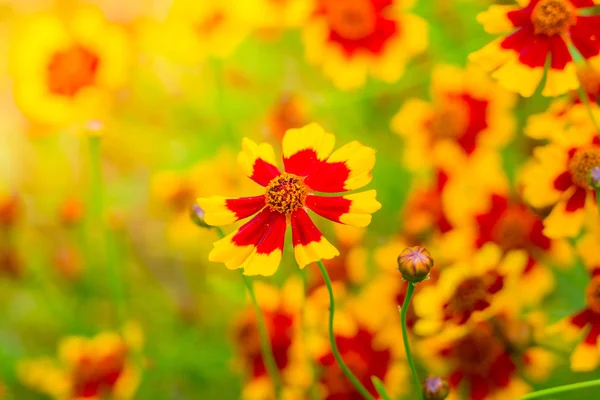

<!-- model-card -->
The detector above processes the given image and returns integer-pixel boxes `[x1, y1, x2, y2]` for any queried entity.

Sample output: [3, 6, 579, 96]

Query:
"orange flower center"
[586, 276, 600, 314]
[322, 0, 377, 40]
[453, 324, 504, 373]
[492, 208, 533, 251]
[531, 0, 576, 36]
[447, 277, 488, 313]
[569, 147, 600, 189]
[429, 101, 469, 139]
[47, 45, 100, 97]
[196, 11, 225, 36]
[265, 173, 308, 215]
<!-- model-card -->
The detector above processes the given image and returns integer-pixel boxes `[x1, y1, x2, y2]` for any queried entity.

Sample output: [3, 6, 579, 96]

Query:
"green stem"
[316, 260, 375, 400]
[520, 379, 600, 399]
[575, 78, 600, 134]
[214, 227, 283, 400]
[399, 282, 423, 400]
[299, 268, 320, 400]
[371, 376, 392, 400]
[88, 135, 125, 325]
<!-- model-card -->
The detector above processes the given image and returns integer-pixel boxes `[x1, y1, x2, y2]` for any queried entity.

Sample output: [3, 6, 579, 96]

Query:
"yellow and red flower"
[470, 0, 600, 97]
[521, 125, 600, 238]
[561, 271, 600, 371]
[18, 325, 143, 399]
[197, 123, 381, 276]
[391, 64, 515, 170]
[303, 0, 427, 89]
[413, 244, 527, 335]
[10, 6, 130, 125]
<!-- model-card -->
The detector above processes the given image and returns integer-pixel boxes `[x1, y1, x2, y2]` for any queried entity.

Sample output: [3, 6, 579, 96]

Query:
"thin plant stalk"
[398, 282, 423, 400]
[214, 228, 283, 400]
[316, 260, 376, 400]
[520, 378, 600, 399]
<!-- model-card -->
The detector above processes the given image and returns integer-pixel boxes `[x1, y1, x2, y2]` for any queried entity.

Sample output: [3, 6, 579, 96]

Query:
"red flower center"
[265, 172, 308, 215]
[447, 277, 489, 315]
[491, 208, 534, 251]
[428, 101, 469, 140]
[452, 324, 504, 374]
[322, 0, 377, 40]
[47, 45, 100, 97]
[586, 277, 600, 314]
[531, 0, 577, 36]
[568, 147, 600, 189]
[71, 343, 127, 397]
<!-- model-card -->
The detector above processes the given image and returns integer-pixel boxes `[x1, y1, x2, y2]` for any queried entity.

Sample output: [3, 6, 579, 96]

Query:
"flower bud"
[190, 204, 210, 229]
[589, 166, 600, 190]
[397, 246, 434, 283]
[423, 376, 449, 400]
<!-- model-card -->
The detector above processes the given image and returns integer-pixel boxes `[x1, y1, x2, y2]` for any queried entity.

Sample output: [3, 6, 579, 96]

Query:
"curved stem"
[316, 260, 375, 400]
[399, 283, 423, 400]
[214, 227, 282, 400]
[520, 379, 600, 399]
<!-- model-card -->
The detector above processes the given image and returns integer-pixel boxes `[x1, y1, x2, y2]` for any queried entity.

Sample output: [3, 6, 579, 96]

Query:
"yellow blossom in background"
[18, 324, 144, 399]
[140, 0, 254, 65]
[303, 0, 427, 89]
[10, 6, 130, 126]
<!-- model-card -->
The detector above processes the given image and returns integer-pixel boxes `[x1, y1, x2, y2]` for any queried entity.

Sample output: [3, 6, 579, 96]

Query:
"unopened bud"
[589, 167, 600, 190]
[397, 246, 434, 283]
[190, 204, 210, 229]
[423, 376, 449, 400]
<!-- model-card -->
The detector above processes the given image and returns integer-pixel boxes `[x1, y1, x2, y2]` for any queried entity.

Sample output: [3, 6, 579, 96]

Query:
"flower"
[197, 123, 381, 276]
[391, 64, 516, 171]
[397, 246, 434, 283]
[10, 6, 130, 125]
[423, 376, 449, 400]
[413, 244, 527, 335]
[562, 272, 600, 371]
[18, 324, 143, 399]
[265, 94, 310, 142]
[303, 0, 427, 89]
[235, 279, 312, 399]
[522, 125, 600, 238]
[470, 0, 600, 97]
[140, 0, 252, 64]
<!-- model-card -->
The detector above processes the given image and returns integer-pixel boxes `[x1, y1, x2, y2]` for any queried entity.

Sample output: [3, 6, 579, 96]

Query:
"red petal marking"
[255, 212, 287, 255]
[553, 171, 573, 191]
[570, 16, 600, 60]
[506, 7, 534, 28]
[470, 375, 491, 400]
[570, 0, 596, 7]
[231, 208, 277, 247]
[585, 321, 600, 345]
[328, 16, 397, 58]
[225, 196, 266, 220]
[519, 36, 551, 68]
[548, 36, 573, 70]
[251, 159, 281, 187]
[529, 219, 552, 250]
[474, 194, 509, 248]
[284, 149, 326, 177]
[304, 195, 351, 223]
[571, 308, 593, 328]
[565, 187, 587, 212]
[304, 162, 351, 193]
[291, 208, 324, 247]
[489, 353, 516, 388]
[448, 370, 464, 388]
[487, 274, 504, 294]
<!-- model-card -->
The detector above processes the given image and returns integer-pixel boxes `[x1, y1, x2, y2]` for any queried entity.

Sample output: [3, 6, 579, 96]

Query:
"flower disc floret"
[586, 276, 600, 314]
[531, 0, 576, 36]
[265, 173, 308, 215]
[569, 147, 600, 189]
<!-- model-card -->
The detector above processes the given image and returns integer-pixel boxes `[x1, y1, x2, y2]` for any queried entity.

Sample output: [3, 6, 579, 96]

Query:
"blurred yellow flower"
[303, 0, 427, 89]
[10, 6, 130, 126]
[18, 324, 143, 399]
